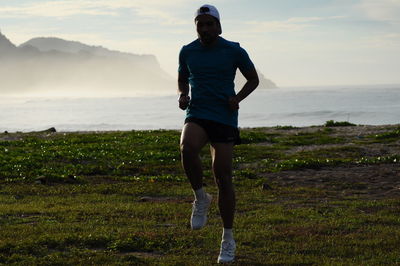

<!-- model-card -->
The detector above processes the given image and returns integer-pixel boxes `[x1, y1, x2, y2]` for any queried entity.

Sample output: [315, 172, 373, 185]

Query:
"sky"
[0, 0, 399, 87]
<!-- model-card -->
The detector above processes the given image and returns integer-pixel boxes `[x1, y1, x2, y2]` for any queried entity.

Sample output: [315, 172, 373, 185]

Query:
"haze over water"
[1, 85, 399, 132]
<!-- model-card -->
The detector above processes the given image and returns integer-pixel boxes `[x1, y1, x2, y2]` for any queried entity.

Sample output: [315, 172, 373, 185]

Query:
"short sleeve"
[178, 46, 189, 76]
[236, 46, 255, 73]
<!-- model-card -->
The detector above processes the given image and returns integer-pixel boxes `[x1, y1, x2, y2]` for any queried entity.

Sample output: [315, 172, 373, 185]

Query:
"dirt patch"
[118, 251, 164, 259]
[253, 125, 400, 200]
[138, 196, 191, 204]
[270, 124, 399, 137]
[263, 164, 400, 199]
[285, 142, 400, 157]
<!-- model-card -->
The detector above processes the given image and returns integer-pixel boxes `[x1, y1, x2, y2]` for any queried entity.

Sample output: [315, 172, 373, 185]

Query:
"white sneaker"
[190, 193, 212, 230]
[217, 239, 236, 263]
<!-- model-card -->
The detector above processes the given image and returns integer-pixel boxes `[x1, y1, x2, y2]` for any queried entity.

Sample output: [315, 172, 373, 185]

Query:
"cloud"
[287, 16, 345, 23]
[0, 0, 189, 25]
[362, 33, 400, 48]
[247, 20, 306, 33]
[246, 16, 345, 33]
[95, 0, 190, 25]
[358, 0, 400, 23]
[0, 2, 116, 18]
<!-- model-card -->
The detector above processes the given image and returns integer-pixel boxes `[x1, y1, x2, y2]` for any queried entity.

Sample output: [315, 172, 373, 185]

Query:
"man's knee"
[212, 161, 232, 181]
[215, 175, 233, 190]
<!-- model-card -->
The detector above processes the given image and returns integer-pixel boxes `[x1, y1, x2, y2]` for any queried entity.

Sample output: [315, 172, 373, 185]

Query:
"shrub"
[325, 120, 356, 127]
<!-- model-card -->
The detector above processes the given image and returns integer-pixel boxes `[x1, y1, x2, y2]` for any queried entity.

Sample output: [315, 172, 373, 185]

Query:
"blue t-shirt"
[178, 36, 255, 128]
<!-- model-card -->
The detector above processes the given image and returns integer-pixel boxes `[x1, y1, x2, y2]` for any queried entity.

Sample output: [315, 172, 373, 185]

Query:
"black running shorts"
[184, 117, 241, 145]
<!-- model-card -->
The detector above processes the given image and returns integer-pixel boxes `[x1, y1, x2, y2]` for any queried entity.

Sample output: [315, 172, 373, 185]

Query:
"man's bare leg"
[210, 142, 235, 229]
[180, 122, 212, 230]
[211, 142, 236, 263]
[180, 122, 208, 190]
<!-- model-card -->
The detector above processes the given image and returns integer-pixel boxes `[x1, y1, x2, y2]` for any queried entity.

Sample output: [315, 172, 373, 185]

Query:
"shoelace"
[220, 241, 235, 256]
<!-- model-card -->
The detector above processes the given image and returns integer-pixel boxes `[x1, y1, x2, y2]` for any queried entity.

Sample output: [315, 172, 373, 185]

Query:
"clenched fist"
[179, 94, 190, 110]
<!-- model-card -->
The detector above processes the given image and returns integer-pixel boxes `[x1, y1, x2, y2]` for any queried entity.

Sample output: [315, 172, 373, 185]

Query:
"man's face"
[195, 14, 220, 46]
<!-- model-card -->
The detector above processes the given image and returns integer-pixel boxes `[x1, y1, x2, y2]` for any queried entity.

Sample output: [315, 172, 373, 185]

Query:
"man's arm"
[178, 72, 190, 110]
[229, 68, 259, 110]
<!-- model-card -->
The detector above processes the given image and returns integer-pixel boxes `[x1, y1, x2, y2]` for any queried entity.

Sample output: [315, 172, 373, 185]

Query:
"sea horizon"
[1, 84, 399, 133]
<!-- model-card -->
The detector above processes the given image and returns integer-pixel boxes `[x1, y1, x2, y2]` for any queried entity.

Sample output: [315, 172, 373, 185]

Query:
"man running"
[178, 4, 259, 263]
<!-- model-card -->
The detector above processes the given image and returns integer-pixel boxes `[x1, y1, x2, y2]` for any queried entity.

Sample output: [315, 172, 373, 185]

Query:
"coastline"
[1, 123, 400, 141]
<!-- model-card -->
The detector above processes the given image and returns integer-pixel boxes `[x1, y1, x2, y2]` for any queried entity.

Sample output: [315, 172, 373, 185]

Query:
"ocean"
[1, 85, 399, 132]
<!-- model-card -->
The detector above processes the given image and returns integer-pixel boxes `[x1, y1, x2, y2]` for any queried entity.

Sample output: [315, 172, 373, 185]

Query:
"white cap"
[195, 4, 220, 21]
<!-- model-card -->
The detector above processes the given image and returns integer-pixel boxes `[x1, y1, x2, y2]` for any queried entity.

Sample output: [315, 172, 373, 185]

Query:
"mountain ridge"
[20, 37, 160, 68]
[0, 31, 17, 53]
[0, 32, 174, 95]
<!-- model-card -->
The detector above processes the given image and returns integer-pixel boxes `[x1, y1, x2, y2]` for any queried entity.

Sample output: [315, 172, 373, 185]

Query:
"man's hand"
[228, 96, 240, 111]
[179, 94, 191, 110]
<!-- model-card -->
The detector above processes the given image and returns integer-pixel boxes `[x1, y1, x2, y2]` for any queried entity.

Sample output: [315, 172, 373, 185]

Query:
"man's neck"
[200, 36, 219, 47]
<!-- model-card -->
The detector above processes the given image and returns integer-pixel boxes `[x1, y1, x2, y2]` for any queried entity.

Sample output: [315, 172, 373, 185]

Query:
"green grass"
[274, 130, 345, 147]
[0, 130, 182, 183]
[0, 124, 399, 265]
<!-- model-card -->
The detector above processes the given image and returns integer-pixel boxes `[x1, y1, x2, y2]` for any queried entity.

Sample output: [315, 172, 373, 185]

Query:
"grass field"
[0, 123, 399, 265]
